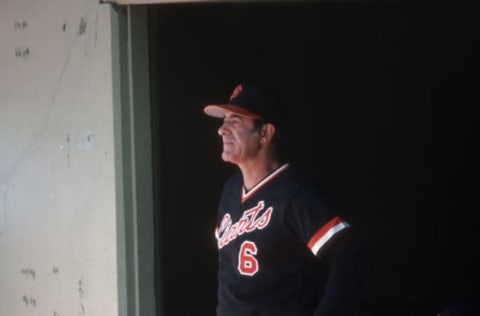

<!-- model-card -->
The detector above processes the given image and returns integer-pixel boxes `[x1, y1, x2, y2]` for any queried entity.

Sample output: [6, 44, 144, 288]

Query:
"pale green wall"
[0, 1, 120, 315]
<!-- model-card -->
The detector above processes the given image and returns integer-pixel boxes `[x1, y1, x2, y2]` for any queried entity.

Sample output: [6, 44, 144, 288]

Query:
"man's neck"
[240, 159, 281, 191]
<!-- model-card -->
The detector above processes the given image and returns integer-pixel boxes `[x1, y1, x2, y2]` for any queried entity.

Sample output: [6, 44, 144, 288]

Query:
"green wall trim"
[111, 5, 157, 316]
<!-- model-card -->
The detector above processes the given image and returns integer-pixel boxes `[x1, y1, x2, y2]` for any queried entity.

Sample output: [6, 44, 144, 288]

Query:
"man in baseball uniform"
[203, 82, 368, 316]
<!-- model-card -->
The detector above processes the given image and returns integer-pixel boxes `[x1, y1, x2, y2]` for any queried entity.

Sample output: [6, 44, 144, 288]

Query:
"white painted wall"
[0, 1, 118, 315]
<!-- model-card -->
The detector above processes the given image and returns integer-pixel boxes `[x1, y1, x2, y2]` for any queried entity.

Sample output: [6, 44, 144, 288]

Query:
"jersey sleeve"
[285, 183, 350, 257]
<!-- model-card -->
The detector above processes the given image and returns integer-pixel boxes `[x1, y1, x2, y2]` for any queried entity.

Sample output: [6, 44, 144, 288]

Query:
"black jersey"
[215, 163, 350, 316]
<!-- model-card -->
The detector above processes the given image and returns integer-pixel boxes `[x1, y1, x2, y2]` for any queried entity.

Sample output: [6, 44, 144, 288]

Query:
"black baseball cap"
[203, 82, 283, 127]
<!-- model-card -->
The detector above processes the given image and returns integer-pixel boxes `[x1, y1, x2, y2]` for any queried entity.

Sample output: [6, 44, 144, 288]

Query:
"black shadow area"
[148, 2, 478, 315]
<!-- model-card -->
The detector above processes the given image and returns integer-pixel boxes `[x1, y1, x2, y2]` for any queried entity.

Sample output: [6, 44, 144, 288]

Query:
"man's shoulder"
[282, 164, 320, 188]
[282, 164, 333, 202]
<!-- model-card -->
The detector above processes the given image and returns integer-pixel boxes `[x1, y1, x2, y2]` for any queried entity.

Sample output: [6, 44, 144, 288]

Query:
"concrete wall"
[0, 1, 118, 315]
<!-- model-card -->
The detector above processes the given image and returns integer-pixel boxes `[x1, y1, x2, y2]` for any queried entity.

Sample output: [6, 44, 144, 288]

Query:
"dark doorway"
[148, 2, 478, 315]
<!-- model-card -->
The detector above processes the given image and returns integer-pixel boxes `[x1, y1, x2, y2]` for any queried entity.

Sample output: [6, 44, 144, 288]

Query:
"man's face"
[217, 112, 261, 165]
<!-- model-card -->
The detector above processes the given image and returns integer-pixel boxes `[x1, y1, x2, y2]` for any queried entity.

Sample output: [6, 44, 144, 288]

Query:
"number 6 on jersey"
[238, 240, 258, 276]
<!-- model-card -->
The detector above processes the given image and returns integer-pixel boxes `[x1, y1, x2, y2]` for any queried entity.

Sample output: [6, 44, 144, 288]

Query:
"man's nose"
[218, 123, 228, 136]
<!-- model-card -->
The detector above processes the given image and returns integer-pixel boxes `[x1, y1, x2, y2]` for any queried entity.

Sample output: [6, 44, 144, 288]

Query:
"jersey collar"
[241, 163, 289, 203]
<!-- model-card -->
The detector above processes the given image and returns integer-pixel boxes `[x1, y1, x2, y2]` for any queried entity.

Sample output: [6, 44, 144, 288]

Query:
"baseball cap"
[203, 82, 283, 127]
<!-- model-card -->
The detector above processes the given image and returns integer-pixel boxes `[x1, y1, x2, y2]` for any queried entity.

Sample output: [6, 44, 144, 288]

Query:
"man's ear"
[260, 123, 276, 143]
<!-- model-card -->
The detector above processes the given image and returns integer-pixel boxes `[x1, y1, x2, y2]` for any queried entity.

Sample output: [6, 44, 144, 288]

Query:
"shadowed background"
[148, 2, 478, 315]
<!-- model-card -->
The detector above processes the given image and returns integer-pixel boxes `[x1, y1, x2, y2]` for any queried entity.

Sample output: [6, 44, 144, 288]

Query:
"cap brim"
[203, 104, 260, 119]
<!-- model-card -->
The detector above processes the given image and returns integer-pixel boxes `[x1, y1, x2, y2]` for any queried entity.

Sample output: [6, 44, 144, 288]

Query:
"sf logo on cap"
[229, 84, 243, 101]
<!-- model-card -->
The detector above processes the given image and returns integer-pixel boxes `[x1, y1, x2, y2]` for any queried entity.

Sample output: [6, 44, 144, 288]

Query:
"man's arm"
[313, 227, 370, 316]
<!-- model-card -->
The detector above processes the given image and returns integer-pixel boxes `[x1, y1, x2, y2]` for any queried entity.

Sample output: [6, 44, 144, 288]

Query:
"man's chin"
[221, 155, 231, 163]
[221, 153, 236, 164]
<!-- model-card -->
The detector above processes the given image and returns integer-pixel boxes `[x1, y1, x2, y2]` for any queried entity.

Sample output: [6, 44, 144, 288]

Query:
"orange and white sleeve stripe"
[307, 216, 350, 256]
